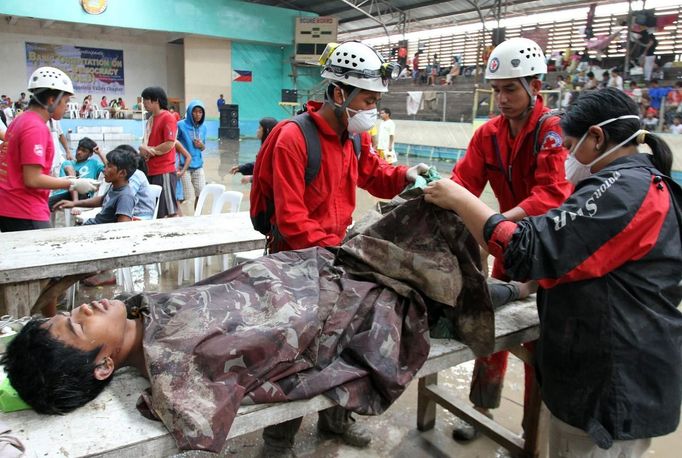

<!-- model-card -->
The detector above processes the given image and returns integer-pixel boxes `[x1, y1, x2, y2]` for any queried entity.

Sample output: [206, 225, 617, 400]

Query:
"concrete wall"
[0, 24, 170, 110]
[184, 36, 231, 120]
[394, 120, 473, 149]
[166, 43, 185, 107]
[0, 0, 315, 45]
[393, 120, 682, 173]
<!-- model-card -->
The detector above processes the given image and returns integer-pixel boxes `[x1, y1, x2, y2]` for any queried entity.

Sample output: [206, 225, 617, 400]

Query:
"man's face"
[490, 78, 532, 120]
[103, 161, 124, 183]
[75, 147, 93, 163]
[45, 299, 127, 359]
[337, 87, 381, 118]
[192, 106, 203, 123]
[142, 98, 155, 111]
[50, 94, 71, 121]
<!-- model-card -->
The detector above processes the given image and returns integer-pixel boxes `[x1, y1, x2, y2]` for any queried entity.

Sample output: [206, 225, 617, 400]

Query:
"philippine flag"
[232, 70, 253, 82]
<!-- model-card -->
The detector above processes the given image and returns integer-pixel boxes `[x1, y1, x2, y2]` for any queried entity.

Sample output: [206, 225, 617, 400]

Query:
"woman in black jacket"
[425, 88, 682, 457]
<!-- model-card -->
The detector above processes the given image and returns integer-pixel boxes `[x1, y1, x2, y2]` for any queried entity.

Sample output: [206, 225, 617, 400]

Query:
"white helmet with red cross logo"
[485, 37, 547, 80]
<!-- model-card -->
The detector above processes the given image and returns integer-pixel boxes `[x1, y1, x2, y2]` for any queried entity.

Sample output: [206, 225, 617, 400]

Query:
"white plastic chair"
[198, 191, 243, 275]
[66, 102, 80, 119]
[177, 184, 226, 285]
[116, 184, 164, 291]
[148, 184, 163, 219]
[94, 105, 110, 119]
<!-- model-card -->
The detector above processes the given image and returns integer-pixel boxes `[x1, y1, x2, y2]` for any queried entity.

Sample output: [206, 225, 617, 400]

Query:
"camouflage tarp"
[135, 190, 493, 452]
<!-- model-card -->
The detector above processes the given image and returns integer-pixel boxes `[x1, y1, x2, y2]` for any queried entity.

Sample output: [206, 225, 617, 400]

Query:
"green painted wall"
[0, 0, 314, 45]
[231, 42, 322, 123]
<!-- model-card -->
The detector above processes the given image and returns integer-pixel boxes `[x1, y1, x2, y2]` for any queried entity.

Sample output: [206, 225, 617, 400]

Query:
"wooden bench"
[1, 298, 540, 457]
[0, 212, 265, 317]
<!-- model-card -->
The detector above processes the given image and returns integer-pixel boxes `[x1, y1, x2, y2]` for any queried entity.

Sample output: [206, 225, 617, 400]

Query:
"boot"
[262, 417, 302, 458]
[317, 406, 371, 448]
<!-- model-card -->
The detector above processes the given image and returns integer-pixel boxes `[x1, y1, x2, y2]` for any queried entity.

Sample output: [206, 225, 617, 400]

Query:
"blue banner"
[25, 42, 124, 95]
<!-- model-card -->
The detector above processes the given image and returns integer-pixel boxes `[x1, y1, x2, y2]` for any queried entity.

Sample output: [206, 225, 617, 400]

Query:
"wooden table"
[0, 212, 265, 317]
[1, 299, 540, 457]
[417, 296, 545, 458]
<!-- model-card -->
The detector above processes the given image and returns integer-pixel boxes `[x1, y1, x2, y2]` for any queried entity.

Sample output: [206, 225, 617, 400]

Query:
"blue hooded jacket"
[177, 100, 207, 169]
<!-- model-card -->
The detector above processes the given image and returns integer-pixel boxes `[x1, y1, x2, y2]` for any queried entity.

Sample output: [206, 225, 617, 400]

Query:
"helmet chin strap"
[326, 83, 362, 122]
[30, 89, 65, 115]
[518, 77, 537, 115]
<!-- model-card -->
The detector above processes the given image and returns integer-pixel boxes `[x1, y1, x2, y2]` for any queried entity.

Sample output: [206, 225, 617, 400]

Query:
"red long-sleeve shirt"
[451, 97, 573, 279]
[251, 101, 408, 252]
[451, 97, 572, 216]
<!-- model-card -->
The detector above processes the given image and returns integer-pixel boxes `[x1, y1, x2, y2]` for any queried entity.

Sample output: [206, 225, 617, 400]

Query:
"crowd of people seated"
[2, 92, 129, 122]
[548, 56, 682, 133]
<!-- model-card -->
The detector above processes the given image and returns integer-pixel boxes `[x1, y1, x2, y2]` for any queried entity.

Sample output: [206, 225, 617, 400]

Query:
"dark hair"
[113, 144, 146, 175]
[28, 89, 64, 108]
[77, 137, 97, 154]
[587, 71, 594, 78]
[0, 319, 113, 414]
[106, 147, 138, 180]
[259, 117, 278, 145]
[561, 87, 672, 175]
[141, 86, 168, 110]
[381, 107, 392, 116]
[326, 81, 349, 100]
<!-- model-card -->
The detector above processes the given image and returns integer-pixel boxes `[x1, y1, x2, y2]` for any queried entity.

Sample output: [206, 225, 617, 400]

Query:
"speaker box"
[219, 127, 240, 140]
[219, 104, 238, 128]
[281, 89, 298, 103]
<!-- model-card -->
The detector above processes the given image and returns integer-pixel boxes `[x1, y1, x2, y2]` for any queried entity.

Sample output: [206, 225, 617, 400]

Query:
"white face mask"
[346, 107, 378, 134]
[565, 115, 644, 185]
[334, 83, 378, 134]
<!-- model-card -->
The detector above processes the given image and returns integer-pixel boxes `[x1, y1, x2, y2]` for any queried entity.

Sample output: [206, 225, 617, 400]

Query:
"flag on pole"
[232, 70, 252, 82]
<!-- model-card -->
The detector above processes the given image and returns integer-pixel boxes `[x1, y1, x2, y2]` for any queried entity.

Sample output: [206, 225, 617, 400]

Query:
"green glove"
[404, 166, 442, 190]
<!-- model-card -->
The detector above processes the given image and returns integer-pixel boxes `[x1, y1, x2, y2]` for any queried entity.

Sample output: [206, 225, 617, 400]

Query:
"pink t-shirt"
[0, 111, 55, 221]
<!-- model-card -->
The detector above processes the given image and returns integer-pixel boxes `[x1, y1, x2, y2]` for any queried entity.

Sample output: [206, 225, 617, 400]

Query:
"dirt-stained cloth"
[135, 190, 493, 452]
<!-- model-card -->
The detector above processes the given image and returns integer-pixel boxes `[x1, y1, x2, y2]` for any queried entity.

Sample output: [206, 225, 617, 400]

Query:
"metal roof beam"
[339, 0, 609, 36]
[338, 0, 409, 39]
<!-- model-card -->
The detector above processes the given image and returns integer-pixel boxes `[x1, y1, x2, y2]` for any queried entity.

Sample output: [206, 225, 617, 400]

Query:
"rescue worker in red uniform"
[425, 87, 682, 458]
[251, 40, 429, 457]
[449, 37, 573, 440]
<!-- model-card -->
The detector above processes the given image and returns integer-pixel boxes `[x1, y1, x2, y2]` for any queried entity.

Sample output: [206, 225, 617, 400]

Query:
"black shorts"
[148, 172, 178, 218]
[0, 215, 51, 232]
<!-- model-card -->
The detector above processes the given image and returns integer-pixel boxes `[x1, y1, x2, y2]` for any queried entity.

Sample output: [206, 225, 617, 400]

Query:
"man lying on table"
[2, 189, 529, 453]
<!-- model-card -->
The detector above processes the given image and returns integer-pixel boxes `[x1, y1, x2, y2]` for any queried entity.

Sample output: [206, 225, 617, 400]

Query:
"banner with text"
[25, 42, 124, 95]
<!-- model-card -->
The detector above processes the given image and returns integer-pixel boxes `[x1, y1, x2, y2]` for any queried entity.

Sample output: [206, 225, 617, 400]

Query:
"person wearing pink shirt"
[0, 67, 99, 233]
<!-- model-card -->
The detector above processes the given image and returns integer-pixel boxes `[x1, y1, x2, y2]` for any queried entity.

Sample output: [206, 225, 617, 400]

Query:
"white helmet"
[320, 41, 392, 93]
[27, 66, 74, 95]
[485, 37, 547, 80]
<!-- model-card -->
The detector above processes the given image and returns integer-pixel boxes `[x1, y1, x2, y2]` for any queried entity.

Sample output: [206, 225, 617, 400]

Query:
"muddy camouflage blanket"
[134, 190, 494, 452]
